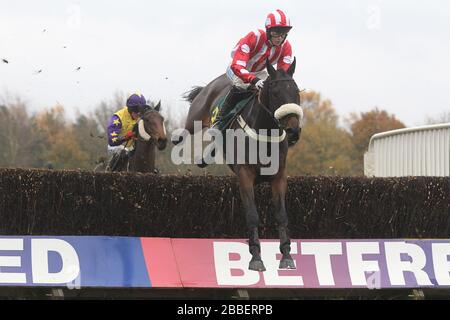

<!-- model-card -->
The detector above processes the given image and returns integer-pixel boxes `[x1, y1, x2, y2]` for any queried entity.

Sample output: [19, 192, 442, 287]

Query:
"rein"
[232, 78, 301, 143]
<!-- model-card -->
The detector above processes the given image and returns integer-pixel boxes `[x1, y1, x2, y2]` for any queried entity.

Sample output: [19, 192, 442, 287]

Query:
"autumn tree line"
[1, 90, 446, 176]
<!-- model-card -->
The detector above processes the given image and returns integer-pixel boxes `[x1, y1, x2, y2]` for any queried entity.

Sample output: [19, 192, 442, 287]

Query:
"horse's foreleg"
[238, 168, 266, 272]
[271, 173, 295, 269]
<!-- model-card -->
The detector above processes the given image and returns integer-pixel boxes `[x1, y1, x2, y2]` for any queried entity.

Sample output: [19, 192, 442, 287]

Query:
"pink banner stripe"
[140, 238, 182, 287]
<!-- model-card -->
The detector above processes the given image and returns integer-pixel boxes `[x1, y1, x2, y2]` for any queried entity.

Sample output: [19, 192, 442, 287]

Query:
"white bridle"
[138, 118, 167, 142]
[138, 119, 152, 141]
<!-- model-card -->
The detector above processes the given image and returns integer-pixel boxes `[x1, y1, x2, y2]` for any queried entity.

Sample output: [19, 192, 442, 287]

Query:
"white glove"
[251, 77, 265, 90]
[254, 79, 265, 90]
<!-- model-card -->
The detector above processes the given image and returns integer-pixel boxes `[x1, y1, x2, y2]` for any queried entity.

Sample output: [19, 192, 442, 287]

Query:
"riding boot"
[210, 86, 244, 131]
[109, 149, 128, 172]
[107, 153, 119, 172]
[201, 86, 249, 168]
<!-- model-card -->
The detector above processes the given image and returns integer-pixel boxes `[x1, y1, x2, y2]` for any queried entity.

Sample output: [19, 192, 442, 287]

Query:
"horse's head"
[259, 58, 303, 146]
[135, 101, 167, 150]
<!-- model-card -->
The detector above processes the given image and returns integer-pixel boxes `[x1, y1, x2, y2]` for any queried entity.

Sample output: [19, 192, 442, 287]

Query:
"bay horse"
[128, 102, 167, 172]
[96, 102, 167, 173]
[181, 59, 303, 271]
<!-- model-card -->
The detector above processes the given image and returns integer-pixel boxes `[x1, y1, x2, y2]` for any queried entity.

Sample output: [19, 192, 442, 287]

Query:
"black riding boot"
[211, 86, 245, 131]
[109, 149, 128, 172]
[200, 86, 250, 168]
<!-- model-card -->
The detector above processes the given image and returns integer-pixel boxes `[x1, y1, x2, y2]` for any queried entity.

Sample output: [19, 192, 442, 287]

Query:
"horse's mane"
[183, 86, 204, 104]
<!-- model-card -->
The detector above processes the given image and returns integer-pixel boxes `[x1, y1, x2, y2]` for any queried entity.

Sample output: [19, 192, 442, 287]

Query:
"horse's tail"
[182, 86, 204, 104]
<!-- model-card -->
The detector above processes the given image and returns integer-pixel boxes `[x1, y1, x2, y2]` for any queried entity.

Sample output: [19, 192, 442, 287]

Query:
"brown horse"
[181, 59, 303, 271]
[96, 102, 167, 173]
[128, 102, 167, 173]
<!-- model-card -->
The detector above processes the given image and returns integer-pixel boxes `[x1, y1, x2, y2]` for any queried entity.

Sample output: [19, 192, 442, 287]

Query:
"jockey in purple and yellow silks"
[106, 93, 146, 171]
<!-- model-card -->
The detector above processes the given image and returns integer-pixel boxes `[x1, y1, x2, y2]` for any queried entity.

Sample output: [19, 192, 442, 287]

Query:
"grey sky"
[1, 0, 449, 127]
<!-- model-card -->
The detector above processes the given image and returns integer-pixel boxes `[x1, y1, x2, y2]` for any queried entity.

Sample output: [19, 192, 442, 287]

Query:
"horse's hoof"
[249, 259, 266, 272]
[279, 257, 296, 269]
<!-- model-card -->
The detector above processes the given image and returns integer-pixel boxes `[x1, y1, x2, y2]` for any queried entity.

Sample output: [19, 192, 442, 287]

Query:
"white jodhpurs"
[225, 67, 268, 90]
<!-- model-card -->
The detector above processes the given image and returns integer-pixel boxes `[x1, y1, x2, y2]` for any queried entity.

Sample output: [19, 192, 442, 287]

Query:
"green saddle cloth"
[210, 93, 255, 131]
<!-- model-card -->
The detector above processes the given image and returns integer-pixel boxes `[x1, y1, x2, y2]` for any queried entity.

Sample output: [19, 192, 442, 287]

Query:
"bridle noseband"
[258, 78, 300, 130]
[136, 109, 159, 143]
[234, 78, 301, 144]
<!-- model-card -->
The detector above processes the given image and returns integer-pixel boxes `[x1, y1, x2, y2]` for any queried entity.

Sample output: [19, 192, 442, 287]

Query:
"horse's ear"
[154, 100, 161, 112]
[266, 58, 276, 77]
[287, 57, 296, 77]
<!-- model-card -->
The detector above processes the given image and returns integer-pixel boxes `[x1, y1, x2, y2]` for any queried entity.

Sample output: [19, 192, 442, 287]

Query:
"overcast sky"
[1, 0, 449, 127]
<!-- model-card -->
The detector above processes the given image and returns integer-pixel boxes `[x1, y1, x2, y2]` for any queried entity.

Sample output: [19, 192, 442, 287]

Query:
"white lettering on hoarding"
[213, 240, 450, 287]
[214, 242, 259, 286]
[343, 242, 380, 286]
[385, 242, 432, 286]
[0, 238, 80, 285]
[0, 239, 26, 283]
[260, 242, 303, 286]
[32, 239, 80, 284]
[432, 243, 450, 285]
[301, 242, 342, 286]
[213, 242, 303, 286]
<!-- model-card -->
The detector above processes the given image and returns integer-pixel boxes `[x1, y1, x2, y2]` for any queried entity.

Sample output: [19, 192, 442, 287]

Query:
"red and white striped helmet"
[265, 9, 292, 32]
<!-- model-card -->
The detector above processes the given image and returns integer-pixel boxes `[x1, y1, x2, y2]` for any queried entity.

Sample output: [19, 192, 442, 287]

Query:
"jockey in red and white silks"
[226, 9, 294, 89]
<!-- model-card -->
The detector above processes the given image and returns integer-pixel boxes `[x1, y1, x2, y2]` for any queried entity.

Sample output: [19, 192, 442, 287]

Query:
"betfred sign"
[0, 238, 79, 285]
[0, 237, 449, 288]
[172, 239, 450, 288]
[0, 237, 153, 287]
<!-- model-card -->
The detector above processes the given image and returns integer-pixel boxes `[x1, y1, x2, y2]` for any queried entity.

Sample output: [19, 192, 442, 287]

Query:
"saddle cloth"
[210, 93, 255, 131]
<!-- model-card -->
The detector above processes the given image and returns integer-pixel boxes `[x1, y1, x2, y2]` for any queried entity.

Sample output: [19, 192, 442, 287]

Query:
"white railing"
[364, 123, 450, 177]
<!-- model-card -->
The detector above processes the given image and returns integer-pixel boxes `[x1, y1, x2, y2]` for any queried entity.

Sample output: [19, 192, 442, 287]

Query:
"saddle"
[210, 91, 256, 131]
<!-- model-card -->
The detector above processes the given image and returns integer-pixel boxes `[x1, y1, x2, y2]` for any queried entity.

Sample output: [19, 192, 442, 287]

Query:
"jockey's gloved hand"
[251, 77, 265, 90]
[123, 131, 135, 141]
